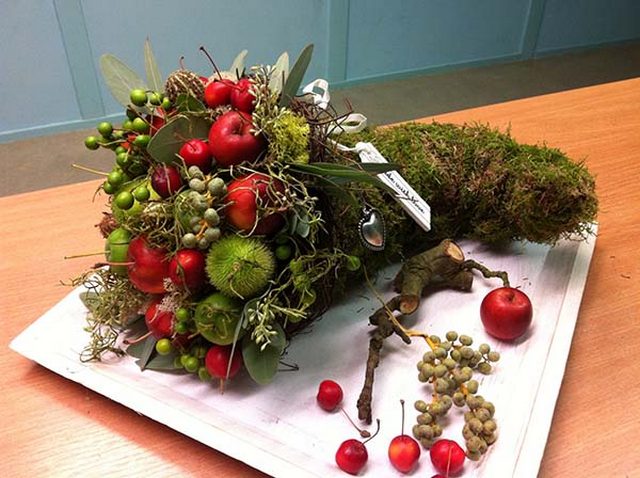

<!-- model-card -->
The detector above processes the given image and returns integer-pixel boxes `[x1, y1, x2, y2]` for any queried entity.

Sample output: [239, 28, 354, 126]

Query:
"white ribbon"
[302, 79, 432, 232]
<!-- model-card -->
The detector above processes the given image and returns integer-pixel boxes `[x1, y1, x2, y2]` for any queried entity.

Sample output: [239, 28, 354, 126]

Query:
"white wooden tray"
[10, 233, 596, 477]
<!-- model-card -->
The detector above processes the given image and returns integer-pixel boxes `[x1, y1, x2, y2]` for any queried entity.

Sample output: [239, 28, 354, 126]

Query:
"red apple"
[144, 297, 174, 338]
[179, 139, 213, 173]
[204, 79, 235, 108]
[169, 249, 207, 292]
[388, 435, 421, 473]
[225, 172, 285, 235]
[127, 236, 170, 294]
[151, 164, 184, 198]
[480, 287, 533, 340]
[208, 111, 266, 167]
[230, 77, 255, 112]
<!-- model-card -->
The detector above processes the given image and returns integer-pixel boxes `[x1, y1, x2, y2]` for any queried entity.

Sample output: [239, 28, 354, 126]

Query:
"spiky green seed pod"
[164, 69, 204, 103]
[206, 236, 275, 299]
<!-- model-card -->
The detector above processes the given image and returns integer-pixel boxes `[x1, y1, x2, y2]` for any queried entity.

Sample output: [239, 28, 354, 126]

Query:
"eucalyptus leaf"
[147, 115, 211, 164]
[144, 37, 163, 92]
[229, 49, 248, 79]
[280, 44, 313, 107]
[127, 335, 157, 370]
[174, 94, 206, 113]
[289, 162, 397, 194]
[242, 323, 286, 385]
[270, 51, 289, 94]
[144, 352, 181, 371]
[100, 54, 147, 107]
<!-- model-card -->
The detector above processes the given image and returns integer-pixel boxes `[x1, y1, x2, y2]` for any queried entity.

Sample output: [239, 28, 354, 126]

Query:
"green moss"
[326, 121, 597, 261]
[267, 111, 310, 164]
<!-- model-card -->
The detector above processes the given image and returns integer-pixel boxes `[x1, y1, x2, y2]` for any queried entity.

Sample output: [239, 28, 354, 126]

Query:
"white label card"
[356, 141, 432, 232]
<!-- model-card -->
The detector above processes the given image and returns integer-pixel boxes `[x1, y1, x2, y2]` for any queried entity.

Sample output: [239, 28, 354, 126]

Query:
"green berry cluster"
[85, 88, 172, 197]
[412, 331, 500, 460]
[177, 166, 227, 250]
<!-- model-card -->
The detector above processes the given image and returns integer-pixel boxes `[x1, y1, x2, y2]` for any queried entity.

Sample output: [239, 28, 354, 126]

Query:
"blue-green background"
[1, 0, 639, 142]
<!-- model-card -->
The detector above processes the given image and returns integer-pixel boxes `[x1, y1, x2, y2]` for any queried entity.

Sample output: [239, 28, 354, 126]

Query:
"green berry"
[453, 392, 466, 407]
[115, 146, 127, 155]
[189, 178, 206, 192]
[275, 244, 293, 261]
[460, 347, 474, 360]
[102, 181, 116, 194]
[485, 433, 497, 445]
[198, 366, 211, 382]
[434, 378, 449, 393]
[468, 418, 483, 434]
[188, 165, 204, 178]
[84, 136, 100, 150]
[133, 134, 150, 148]
[423, 351, 436, 363]
[467, 450, 482, 461]
[184, 356, 199, 373]
[475, 408, 491, 422]
[414, 400, 428, 413]
[434, 347, 446, 359]
[161, 97, 172, 110]
[114, 191, 134, 210]
[483, 402, 495, 417]
[130, 88, 148, 106]
[443, 357, 456, 369]
[466, 379, 479, 394]
[180, 354, 191, 367]
[207, 177, 225, 196]
[420, 363, 434, 377]
[466, 435, 483, 453]
[133, 185, 150, 202]
[175, 307, 191, 321]
[107, 170, 124, 187]
[487, 351, 501, 362]
[122, 119, 133, 130]
[155, 338, 172, 355]
[450, 349, 462, 362]
[97, 121, 113, 138]
[148, 92, 162, 106]
[116, 152, 129, 168]
[462, 424, 476, 440]
[479, 343, 490, 354]
[431, 424, 443, 437]
[434, 364, 447, 377]
[131, 117, 150, 134]
[175, 321, 189, 335]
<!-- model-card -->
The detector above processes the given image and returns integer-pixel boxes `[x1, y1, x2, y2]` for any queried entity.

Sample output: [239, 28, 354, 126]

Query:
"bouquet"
[75, 40, 597, 465]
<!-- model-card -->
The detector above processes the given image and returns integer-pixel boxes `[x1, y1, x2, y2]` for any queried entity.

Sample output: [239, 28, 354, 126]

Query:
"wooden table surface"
[2, 79, 639, 477]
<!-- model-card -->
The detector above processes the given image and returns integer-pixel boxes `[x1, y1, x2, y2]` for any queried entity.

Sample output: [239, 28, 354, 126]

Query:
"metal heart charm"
[358, 207, 386, 251]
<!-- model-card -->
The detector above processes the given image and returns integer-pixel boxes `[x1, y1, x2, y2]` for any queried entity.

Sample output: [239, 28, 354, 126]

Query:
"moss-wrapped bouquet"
[76, 41, 597, 393]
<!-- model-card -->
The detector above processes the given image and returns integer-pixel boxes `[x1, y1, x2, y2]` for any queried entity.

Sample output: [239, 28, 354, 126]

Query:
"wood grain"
[2, 79, 639, 477]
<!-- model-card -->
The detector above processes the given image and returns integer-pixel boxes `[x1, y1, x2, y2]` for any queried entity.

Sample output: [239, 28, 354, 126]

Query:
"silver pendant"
[358, 206, 385, 251]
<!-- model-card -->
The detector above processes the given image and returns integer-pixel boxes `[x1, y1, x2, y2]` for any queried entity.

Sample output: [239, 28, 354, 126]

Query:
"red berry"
[388, 435, 421, 473]
[317, 380, 343, 412]
[179, 139, 213, 173]
[144, 298, 175, 339]
[205, 345, 243, 379]
[430, 439, 466, 475]
[335, 439, 368, 475]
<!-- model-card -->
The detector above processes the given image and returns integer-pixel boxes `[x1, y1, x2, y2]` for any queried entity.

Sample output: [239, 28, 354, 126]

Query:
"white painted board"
[10, 233, 596, 478]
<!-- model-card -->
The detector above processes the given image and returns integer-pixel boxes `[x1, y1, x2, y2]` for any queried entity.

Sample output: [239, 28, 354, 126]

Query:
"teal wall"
[1, 0, 639, 142]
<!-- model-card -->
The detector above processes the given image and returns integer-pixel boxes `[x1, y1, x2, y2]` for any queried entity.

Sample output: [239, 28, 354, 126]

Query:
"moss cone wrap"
[325, 122, 597, 265]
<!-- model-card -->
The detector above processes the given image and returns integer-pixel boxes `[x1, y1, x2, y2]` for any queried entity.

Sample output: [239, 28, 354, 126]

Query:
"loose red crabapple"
[317, 380, 344, 412]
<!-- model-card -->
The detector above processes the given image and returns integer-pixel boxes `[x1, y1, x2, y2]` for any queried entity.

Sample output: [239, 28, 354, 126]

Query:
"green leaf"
[100, 54, 147, 107]
[126, 335, 157, 370]
[279, 44, 313, 107]
[144, 352, 181, 371]
[242, 323, 286, 385]
[147, 115, 210, 164]
[270, 51, 289, 94]
[229, 49, 248, 79]
[144, 37, 163, 92]
[289, 162, 398, 194]
[174, 94, 206, 113]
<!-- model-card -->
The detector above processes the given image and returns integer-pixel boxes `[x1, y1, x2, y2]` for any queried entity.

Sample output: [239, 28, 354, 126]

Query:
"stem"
[72, 164, 109, 176]
[199, 46, 223, 80]
[340, 408, 371, 438]
[64, 251, 106, 259]
[461, 259, 510, 287]
[123, 331, 151, 345]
